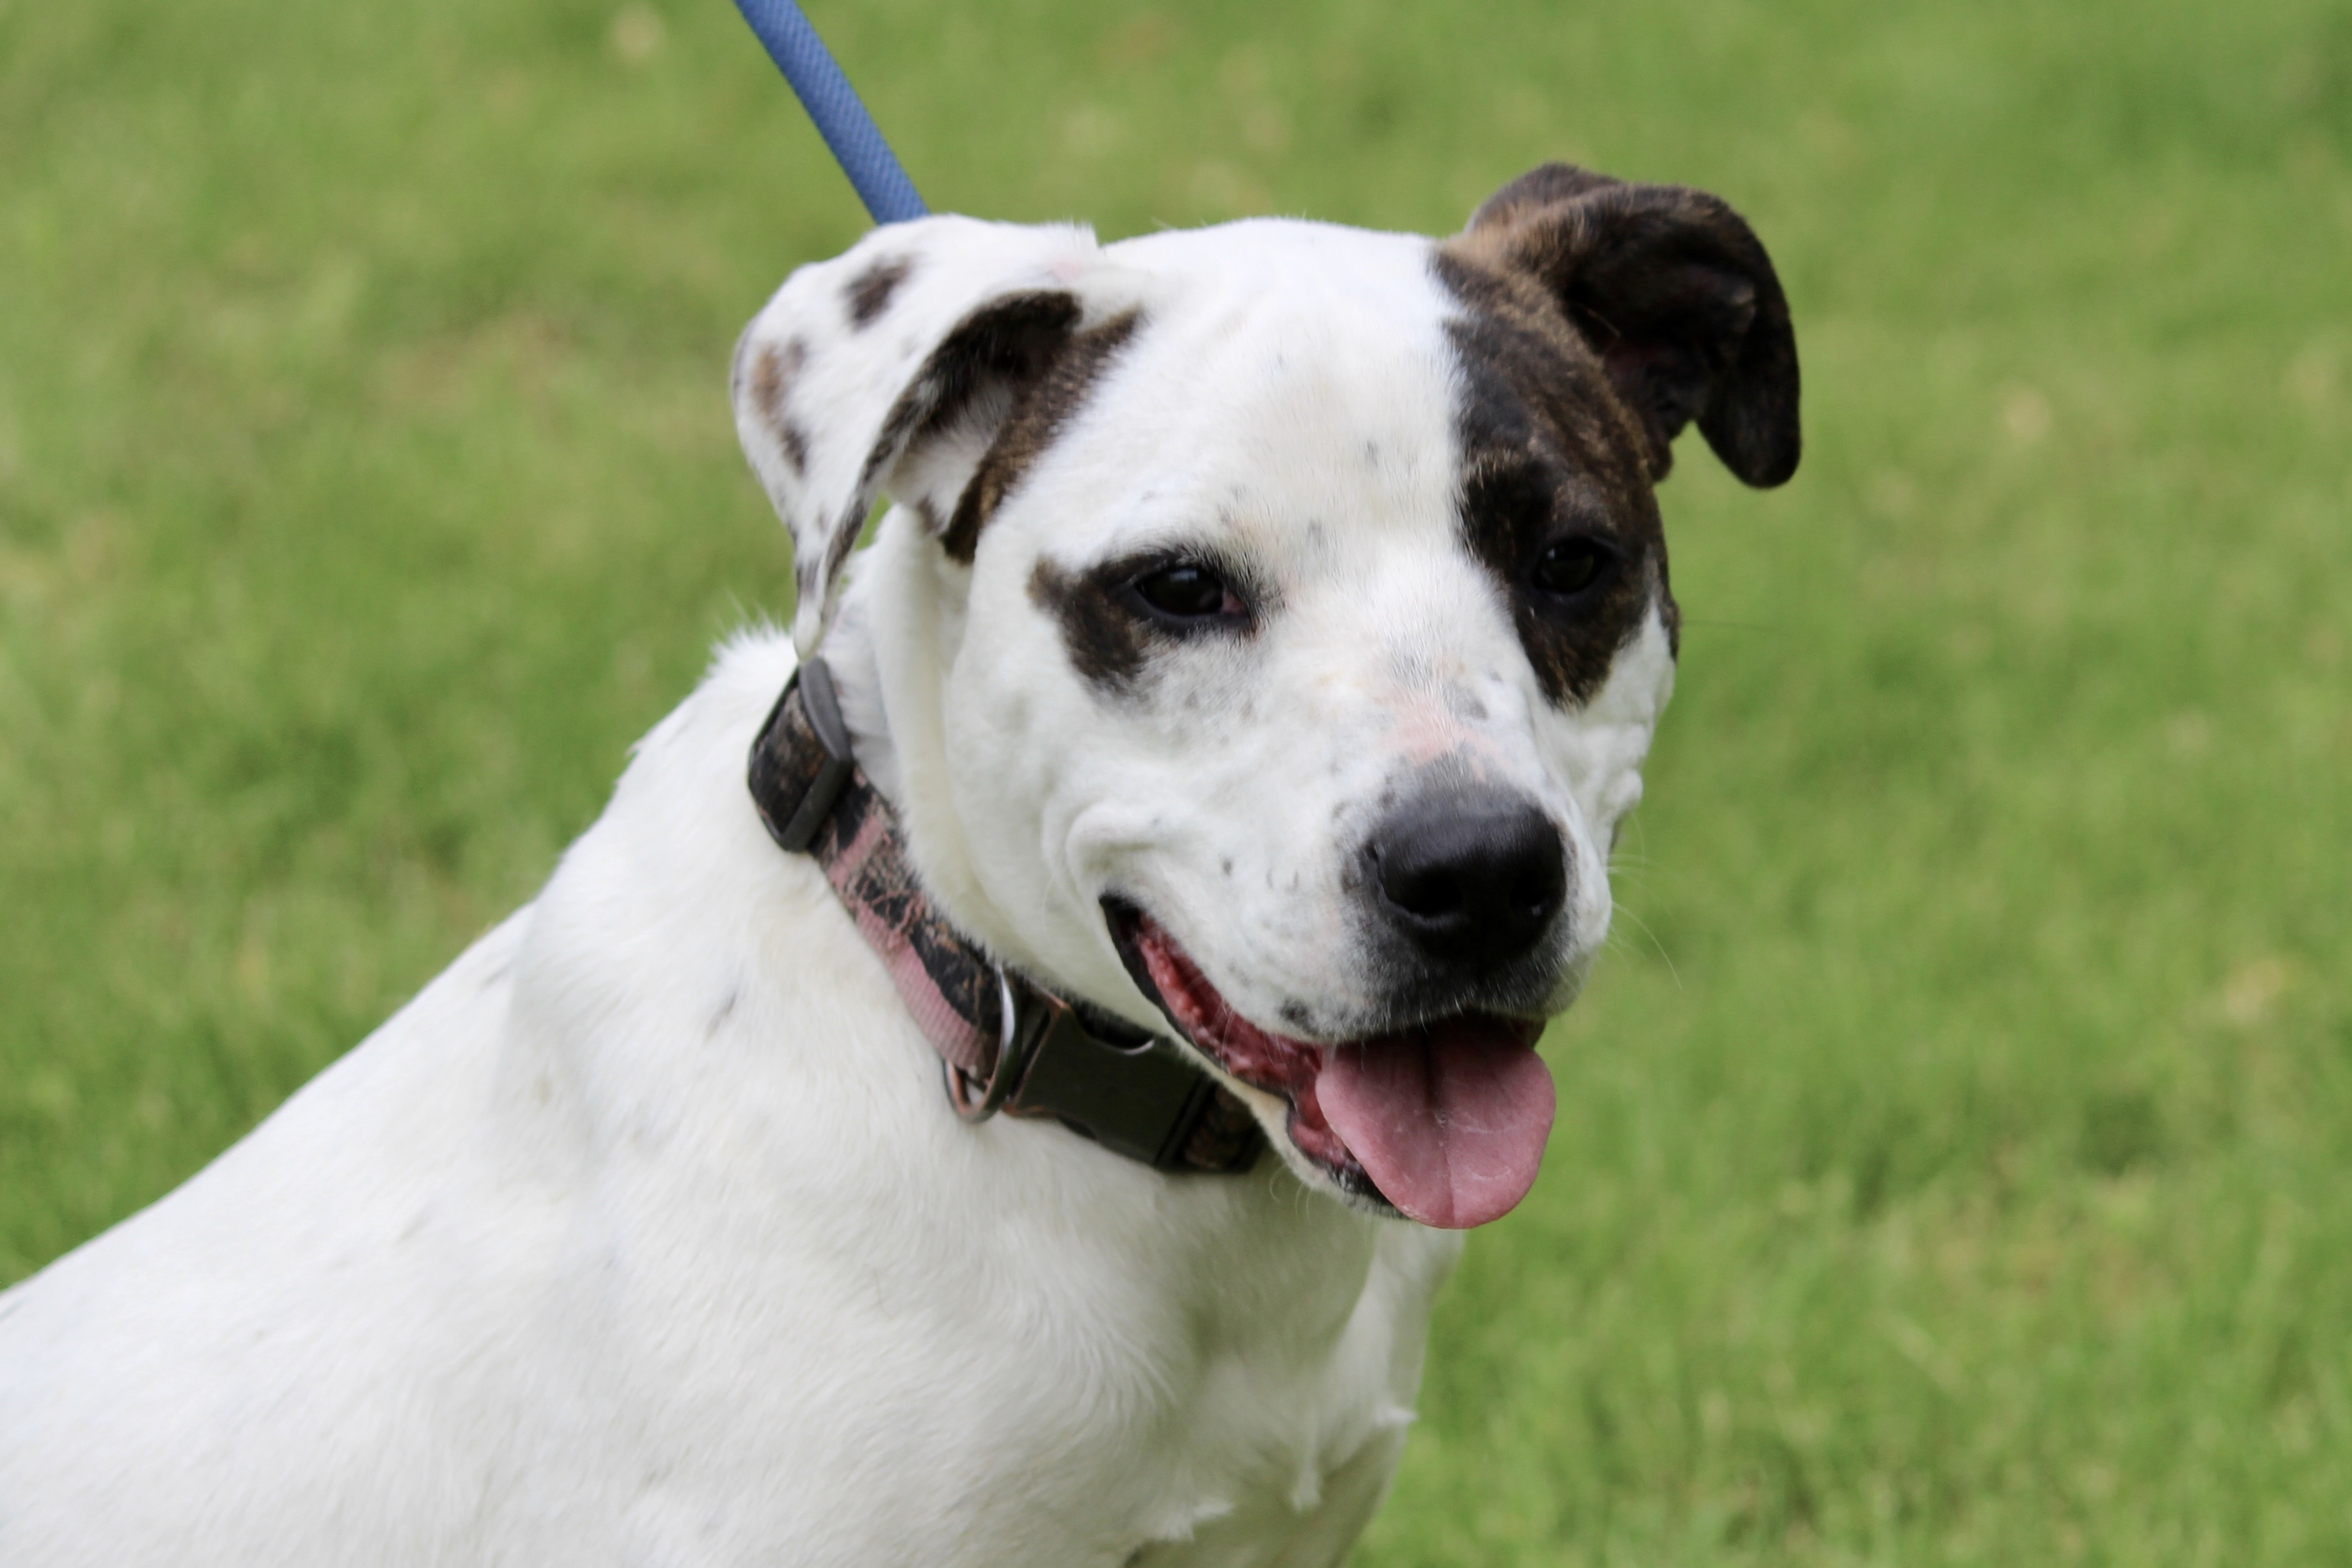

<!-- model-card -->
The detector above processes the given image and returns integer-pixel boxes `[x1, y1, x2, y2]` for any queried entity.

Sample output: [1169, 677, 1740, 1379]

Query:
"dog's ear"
[1460, 164, 1800, 487]
[733, 216, 1140, 654]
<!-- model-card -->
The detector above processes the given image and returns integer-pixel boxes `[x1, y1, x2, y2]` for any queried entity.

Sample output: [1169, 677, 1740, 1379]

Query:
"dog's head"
[733, 165, 1798, 1227]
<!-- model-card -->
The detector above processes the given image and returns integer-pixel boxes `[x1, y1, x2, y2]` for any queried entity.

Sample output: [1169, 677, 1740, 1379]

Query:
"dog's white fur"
[0, 211, 1695, 1565]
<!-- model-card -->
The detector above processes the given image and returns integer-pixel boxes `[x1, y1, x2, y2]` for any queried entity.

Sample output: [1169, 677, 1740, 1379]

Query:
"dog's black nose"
[1368, 789, 1567, 965]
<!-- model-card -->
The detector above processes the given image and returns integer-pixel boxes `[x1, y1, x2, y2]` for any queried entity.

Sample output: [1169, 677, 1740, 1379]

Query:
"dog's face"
[734, 166, 1798, 1228]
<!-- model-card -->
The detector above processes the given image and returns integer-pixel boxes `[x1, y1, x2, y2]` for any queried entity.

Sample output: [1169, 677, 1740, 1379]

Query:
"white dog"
[0, 165, 1797, 1565]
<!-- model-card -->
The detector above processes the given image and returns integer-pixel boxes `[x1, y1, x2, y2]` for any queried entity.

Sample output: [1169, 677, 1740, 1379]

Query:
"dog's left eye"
[1131, 563, 1240, 621]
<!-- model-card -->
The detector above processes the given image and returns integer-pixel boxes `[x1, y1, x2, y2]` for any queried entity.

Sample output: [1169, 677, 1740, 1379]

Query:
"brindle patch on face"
[1453, 165, 1802, 490]
[749, 336, 811, 477]
[1029, 541, 1263, 699]
[1432, 248, 1678, 703]
[1029, 557, 1149, 694]
[844, 255, 913, 329]
[1463, 163, 1623, 231]
[943, 311, 1143, 562]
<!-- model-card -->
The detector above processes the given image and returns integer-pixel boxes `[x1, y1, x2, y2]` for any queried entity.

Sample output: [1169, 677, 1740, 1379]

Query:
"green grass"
[3, 0, 2347, 1560]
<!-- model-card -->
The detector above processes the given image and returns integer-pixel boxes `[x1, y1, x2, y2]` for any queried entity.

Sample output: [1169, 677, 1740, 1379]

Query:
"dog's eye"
[1132, 563, 1238, 621]
[1528, 537, 1614, 599]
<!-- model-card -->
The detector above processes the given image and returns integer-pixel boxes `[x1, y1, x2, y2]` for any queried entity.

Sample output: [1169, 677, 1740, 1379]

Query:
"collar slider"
[751, 657, 856, 854]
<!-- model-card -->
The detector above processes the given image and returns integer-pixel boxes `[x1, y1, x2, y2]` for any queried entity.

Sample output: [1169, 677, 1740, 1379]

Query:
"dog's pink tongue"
[1317, 1020, 1556, 1229]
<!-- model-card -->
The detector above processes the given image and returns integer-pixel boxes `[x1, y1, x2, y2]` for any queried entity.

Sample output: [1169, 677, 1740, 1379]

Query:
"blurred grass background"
[2, 0, 2347, 1560]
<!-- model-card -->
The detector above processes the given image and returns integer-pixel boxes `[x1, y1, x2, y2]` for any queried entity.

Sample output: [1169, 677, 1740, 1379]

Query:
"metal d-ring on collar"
[943, 966, 1044, 1123]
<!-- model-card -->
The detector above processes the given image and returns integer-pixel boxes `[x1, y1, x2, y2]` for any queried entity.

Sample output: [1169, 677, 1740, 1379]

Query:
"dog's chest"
[589, 1109, 1461, 1564]
[854, 1183, 1462, 1566]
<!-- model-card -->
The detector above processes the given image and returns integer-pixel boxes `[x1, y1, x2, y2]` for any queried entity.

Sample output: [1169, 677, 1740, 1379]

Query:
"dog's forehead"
[1037, 221, 1465, 561]
[1106, 218, 1445, 324]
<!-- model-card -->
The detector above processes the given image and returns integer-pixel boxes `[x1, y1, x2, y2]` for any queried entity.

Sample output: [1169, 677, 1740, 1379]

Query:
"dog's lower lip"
[1103, 895, 1366, 1182]
[1102, 898, 1540, 1058]
[1104, 903, 1313, 1063]
[1101, 899, 1556, 1227]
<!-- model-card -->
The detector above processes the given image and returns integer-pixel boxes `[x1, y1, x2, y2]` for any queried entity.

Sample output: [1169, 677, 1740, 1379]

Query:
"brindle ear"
[1462, 163, 1800, 487]
[732, 217, 1142, 655]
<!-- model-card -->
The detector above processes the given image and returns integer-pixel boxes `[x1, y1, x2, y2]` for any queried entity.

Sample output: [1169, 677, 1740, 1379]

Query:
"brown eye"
[1529, 537, 1612, 599]
[1132, 563, 1234, 621]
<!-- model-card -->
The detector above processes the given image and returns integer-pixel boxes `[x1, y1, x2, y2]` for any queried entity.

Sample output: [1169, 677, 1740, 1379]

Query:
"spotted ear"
[1463, 164, 1800, 487]
[732, 216, 1138, 654]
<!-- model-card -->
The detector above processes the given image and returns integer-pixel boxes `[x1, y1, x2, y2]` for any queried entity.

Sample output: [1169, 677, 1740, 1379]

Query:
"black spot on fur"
[750, 337, 810, 476]
[845, 255, 914, 328]
[704, 988, 739, 1041]
[944, 310, 1144, 562]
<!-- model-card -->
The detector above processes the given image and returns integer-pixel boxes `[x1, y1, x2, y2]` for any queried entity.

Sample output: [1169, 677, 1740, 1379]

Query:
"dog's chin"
[1101, 899, 1559, 1231]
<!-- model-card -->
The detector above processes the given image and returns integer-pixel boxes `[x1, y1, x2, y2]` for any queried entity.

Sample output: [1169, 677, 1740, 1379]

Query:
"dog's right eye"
[1131, 563, 1240, 622]
[1526, 534, 1622, 604]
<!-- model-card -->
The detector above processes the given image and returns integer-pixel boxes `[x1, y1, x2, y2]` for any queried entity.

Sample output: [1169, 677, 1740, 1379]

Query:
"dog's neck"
[813, 509, 1036, 978]
[809, 597, 902, 809]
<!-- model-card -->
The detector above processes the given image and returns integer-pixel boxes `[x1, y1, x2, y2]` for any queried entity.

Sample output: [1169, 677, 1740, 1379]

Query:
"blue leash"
[731, 0, 928, 224]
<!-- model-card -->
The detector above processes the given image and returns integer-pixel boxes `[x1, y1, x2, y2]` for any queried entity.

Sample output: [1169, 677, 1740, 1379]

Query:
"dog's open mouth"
[1105, 901, 1556, 1229]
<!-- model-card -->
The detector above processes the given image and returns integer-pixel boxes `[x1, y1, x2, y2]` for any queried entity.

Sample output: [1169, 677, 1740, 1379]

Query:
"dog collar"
[747, 659, 1262, 1176]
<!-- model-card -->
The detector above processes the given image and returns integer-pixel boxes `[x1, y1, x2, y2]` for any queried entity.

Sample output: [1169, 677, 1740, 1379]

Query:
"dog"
[0, 163, 1797, 1565]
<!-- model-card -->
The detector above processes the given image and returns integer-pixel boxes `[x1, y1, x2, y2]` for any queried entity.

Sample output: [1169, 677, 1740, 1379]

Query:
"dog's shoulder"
[0, 905, 548, 1558]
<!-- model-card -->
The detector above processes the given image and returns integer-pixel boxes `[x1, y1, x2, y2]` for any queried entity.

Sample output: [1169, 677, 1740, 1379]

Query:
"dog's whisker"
[1608, 902, 1683, 990]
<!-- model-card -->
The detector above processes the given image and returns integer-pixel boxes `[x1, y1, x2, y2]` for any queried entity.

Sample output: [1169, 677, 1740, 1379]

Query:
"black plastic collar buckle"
[945, 970, 1240, 1172]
